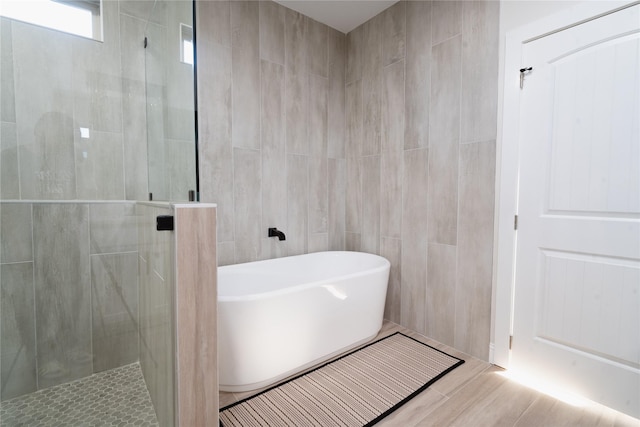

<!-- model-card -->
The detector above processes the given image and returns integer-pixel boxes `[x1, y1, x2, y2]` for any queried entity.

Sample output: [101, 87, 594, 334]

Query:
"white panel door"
[512, 4, 640, 418]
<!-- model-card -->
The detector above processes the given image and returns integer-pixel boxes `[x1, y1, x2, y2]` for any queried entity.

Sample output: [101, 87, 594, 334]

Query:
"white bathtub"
[218, 251, 390, 392]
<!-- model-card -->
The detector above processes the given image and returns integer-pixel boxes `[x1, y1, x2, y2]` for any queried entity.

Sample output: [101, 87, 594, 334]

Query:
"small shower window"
[180, 23, 193, 65]
[0, 0, 102, 41]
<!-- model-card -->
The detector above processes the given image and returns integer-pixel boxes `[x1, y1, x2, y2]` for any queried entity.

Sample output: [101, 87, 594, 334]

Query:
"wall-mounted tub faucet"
[268, 228, 286, 241]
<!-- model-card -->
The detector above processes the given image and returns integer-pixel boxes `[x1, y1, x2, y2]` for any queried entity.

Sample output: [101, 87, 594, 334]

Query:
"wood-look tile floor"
[220, 321, 639, 426]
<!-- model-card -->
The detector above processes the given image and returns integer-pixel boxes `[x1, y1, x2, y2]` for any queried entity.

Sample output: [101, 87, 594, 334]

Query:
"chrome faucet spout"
[268, 227, 286, 241]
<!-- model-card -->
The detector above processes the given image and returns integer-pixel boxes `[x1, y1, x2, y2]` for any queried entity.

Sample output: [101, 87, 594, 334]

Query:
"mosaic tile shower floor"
[0, 363, 159, 427]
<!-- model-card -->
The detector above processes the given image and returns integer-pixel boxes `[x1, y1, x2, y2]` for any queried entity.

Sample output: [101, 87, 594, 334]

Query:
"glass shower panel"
[0, 1, 195, 425]
[145, 0, 197, 202]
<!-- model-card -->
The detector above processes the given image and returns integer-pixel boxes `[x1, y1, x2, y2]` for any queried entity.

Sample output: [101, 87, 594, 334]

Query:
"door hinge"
[514, 215, 518, 230]
[509, 335, 513, 350]
[519, 67, 533, 89]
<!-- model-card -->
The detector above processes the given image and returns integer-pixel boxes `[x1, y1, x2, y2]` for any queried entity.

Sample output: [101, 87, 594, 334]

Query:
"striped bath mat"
[219, 332, 464, 426]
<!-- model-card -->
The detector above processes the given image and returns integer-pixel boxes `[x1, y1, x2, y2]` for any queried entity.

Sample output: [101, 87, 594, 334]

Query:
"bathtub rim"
[218, 251, 390, 302]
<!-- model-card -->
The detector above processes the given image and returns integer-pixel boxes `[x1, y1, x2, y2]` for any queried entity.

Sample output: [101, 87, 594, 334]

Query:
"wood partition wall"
[174, 204, 218, 425]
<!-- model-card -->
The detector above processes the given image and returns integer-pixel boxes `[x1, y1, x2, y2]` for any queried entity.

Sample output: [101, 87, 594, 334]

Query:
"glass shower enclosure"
[0, 1, 196, 425]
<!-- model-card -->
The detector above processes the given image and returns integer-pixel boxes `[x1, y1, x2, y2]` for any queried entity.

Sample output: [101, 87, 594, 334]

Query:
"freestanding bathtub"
[218, 251, 390, 392]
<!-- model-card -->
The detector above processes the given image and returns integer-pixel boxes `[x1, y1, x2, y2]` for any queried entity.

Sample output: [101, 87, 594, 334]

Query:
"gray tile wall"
[0, 0, 195, 203]
[136, 203, 175, 427]
[0, 202, 139, 401]
[196, 0, 498, 360]
[345, 1, 499, 360]
[197, 0, 346, 265]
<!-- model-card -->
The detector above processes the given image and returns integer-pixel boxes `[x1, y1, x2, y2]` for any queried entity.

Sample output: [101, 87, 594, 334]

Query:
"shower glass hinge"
[509, 335, 513, 350]
[514, 215, 518, 230]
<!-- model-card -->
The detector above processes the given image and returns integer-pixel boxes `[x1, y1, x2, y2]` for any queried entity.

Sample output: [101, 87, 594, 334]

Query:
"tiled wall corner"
[345, 0, 499, 360]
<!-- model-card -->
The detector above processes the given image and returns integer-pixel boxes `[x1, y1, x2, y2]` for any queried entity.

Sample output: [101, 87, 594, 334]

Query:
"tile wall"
[0, 202, 139, 401]
[197, 0, 346, 265]
[344, 1, 500, 360]
[197, 0, 499, 361]
[0, 4, 146, 201]
[136, 202, 175, 426]
[0, 1, 194, 202]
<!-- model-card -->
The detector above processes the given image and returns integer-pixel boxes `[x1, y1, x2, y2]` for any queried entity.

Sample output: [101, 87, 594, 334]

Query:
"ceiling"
[273, 1, 399, 34]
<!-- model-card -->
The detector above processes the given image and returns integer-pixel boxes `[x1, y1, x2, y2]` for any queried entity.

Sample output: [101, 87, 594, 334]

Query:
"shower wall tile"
[346, 80, 363, 159]
[404, 1, 431, 150]
[33, 203, 91, 389]
[144, 21, 168, 201]
[136, 203, 174, 427]
[89, 203, 137, 254]
[146, 78, 168, 201]
[455, 140, 496, 360]
[0, 122, 18, 199]
[461, 0, 499, 144]
[307, 18, 328, 78]
[261, 61, 286, 234]
[401, 148, 428, 335]
[428, 36, 461, 246]
[75, 131, 125, 200]
[361, 155, 380, 254]
[164, 1, 196, 143]
[166, 138, 197, 200]
[345, 156, 362, 233]
[309, 156, 328, 234]
[260, 1, 285, 65]
[198, 43, 234, 242]
[380, 149, 402, 239]
[382, 59, 405, 153]
[431, 1, 462, 46]
[72, 0, 123, 135]
[231, 1, 260, 150]
[165, 73, 196, 145]
[328, 158, 346, 251]
[120, 1, 166, 25]
[1, 18, 16, 123]
[328, 29, 346, 160]
[287, 155, 308, 256]
[309, 74, 328, 159]
[0, 203, 32, 264]
[91, 253, 139, 373]
[381, 237, 401, 324]
[234, 148, 262, 263]
[1, 262, 36, 400]
[120, 14, 149, 201]
[382, 1, 406, 67]
[427, 243, 457, 347]
[14, 21, 76, 200]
